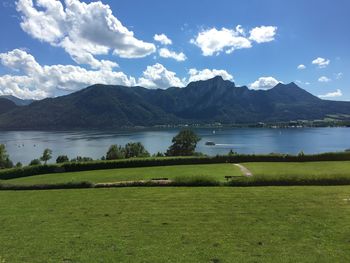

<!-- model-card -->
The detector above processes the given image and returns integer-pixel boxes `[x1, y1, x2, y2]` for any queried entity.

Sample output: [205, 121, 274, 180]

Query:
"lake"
[0, 127, 349, 165]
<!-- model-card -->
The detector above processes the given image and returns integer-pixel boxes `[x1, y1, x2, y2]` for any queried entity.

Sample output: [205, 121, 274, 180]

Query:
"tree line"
[0, 130, 201, 168]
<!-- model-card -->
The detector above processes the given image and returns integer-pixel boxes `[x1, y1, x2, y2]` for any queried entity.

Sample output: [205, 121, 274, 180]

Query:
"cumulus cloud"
[249, 76, 280, 90]
[16, 0, 156, 69]
[159, 48, 187, 61]
[297, 64, 306, 70]
[318, 76, 331, 82]
[137, 63, 184, 89]
[312, 57, 330, 68]
[154, 34, 172, 45]
[318, 89, 342, 99]
[0, 49, 136, 99]
[188, 68, 233, 83]
[190, 26, 252, 56]
[249, 26, 277, 43]
[191, 25, 277, 56]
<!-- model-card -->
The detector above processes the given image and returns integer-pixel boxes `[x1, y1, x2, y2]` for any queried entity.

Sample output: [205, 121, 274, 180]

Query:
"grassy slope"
[4, 161, 350, 187]
[243, 161, 350, 177]
[236, 161, 350, 185]
[0, 186, 349, 263]
[2, 164, 241, 185]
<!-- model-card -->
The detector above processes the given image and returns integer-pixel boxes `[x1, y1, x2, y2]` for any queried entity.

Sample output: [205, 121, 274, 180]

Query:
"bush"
[0, 181, 93, 191]
[171, 175, 220, 186]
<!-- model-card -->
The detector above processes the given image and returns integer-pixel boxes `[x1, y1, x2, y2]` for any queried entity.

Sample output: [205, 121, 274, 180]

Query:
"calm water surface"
[0, 127, 349, 164]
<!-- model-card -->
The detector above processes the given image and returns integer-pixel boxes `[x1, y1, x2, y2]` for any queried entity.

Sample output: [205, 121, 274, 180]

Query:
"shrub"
[172, 175, 220, 186]
[0, 181, 93, 191]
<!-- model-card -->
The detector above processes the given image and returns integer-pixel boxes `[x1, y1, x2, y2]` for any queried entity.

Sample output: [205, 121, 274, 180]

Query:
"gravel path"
[234, 164, 253, 177]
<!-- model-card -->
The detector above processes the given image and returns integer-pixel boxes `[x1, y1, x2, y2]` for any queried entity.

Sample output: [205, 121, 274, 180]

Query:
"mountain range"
[0, 76, 350, 129]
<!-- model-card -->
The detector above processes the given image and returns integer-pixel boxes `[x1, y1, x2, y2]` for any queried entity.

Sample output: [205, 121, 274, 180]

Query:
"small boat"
[205, 141, 215, 146]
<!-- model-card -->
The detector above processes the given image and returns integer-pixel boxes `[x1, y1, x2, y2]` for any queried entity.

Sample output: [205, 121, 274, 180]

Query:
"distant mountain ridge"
[0, 95, 33, 106]
[0, 76, 350, 129]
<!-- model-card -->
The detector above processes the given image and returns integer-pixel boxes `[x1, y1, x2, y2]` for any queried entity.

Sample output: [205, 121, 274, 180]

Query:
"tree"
[15, 162, 22, 168]
[29, 159, 41, 166]
[124, 142, 150, 158]
[0, 144, 13, 169]
[106, 145, 125, 160]
[56, 155, 69, 163]
[166, 130, 201, 156]
[70, 156, 93, 162]
[40, 148, 52, 165]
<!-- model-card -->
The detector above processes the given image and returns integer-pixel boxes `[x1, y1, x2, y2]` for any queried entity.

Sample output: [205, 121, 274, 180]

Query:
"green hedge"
[1, 152, 350, 180]
[0, 181, 93, 191]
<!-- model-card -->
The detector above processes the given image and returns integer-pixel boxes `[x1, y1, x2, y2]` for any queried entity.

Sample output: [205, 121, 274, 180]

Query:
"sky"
[0, 0, 349, 100]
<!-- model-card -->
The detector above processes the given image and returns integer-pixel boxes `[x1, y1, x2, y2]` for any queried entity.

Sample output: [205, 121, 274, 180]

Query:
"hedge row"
[0, 181, 93, 191]
[1, 152, 350, 180]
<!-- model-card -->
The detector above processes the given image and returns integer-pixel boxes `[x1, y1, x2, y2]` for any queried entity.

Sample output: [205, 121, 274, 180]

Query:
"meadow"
[0, 164, 241, 186]
[2, 161, 350, 187]
[1, 161, 350, 262]
[0, 186, 349, 263]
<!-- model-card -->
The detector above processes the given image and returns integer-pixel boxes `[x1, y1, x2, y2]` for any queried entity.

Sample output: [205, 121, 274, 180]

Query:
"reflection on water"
[0, 127, 349, 164]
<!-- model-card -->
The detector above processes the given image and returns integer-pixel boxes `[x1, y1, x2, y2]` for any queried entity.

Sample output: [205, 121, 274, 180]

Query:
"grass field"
[1, 164, 242, 186]
[3, 161, 350, 187]
[0, 186, 349, 262]
[243, 161, 350, 177]
[232, 161, 350, 186]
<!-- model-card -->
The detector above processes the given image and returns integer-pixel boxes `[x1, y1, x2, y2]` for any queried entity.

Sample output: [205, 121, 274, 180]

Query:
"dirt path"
[234, 164, 253, 177]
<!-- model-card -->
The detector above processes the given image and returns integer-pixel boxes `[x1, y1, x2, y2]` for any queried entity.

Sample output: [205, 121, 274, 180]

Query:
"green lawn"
[2, 164, 241, 185]
[232, 161, 350, 185]
[243, 161, 350, 177]
[4, 161, 350, 187]
[0, 186, 349, 262]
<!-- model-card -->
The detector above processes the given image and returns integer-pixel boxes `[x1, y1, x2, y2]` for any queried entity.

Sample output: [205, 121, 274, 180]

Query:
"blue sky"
[0, 0, 349, 100]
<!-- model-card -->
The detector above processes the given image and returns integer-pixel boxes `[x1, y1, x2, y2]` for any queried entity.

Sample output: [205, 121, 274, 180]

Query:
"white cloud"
[190, 26, 252, 56]
[191, 25, 277, 56]
[137, 63, 184, 89]
[318, 76, 331, 82]
[249, 26, 277, 43]
[159, 48, 187, 61]
[249, 76, 280, 90]
[312, 57, 330, 68]
[188, 68, 233, 83]
[0, 49, 136, 99]
[154, 34, 172, 45]
[297, 64, 306, 70]
[318, 89, 342, 99]
[16, 0, 156, 69]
